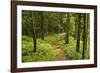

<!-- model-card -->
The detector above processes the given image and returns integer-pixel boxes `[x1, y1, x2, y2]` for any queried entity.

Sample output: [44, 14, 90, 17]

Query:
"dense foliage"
[22, 10, 90, 62]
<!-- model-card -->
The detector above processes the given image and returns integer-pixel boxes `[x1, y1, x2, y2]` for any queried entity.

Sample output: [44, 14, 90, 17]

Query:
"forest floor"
[22, 33, 90, 62]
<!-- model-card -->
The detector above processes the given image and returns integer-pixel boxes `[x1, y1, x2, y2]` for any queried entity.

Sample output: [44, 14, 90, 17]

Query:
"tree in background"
[76, 14, 81, 52]
[59, 13, 63, 33]
[85, 14, 89, 50]
[39, 11, 44, 40]
[74, 13, 78, 40]
[65, 13, 70, 44]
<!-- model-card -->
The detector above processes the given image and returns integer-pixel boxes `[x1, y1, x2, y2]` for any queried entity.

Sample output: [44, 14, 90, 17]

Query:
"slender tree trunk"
[74, 14, 77, 40]
[32, 29, 37, 52]
[31, 12, 37, 52]
[82, 14, 86, 59]
[60, 13, 63, 33]
[85, 14, 89, 50]
[76, 14, 81, 52]
[60, 13, 65, 33]
[65, 13, 70, 44]
[69, 14, 71, 35]
[39, 12, 44, 40]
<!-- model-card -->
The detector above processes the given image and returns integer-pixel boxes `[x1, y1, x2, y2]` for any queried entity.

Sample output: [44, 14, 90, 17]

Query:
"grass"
[22, 33, 90, 62]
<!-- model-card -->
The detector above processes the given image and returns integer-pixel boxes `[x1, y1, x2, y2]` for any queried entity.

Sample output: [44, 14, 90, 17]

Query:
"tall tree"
[82, 14, 86, 59]
[85, 14, 89, 50]
[60, 13, 63, 33]
[39, 11, 44, 40]
[74, 14, 78, 40]
[31, 12, 37, 52]
[76, 14, 81, 52]
[65, 13, 70, 44]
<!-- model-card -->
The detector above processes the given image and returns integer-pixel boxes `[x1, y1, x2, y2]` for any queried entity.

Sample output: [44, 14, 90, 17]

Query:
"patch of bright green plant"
[58, 36, 90, 60]
[22, 36, 57, 62]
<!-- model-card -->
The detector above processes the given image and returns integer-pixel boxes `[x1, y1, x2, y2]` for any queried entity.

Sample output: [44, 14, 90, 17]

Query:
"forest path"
[51, 40, 69, 60]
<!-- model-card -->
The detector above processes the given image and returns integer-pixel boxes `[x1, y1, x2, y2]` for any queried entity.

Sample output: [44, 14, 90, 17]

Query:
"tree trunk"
[60, 13, 63, 33]
[65, 13, 70, 44]
[85, 14, 89, 50]
[74, 14, 78, 40]
[82, 14, 86, 59]
[31, 12, 37, 52]
[76, 14, 81, 52]
[40, 12, 44, 40]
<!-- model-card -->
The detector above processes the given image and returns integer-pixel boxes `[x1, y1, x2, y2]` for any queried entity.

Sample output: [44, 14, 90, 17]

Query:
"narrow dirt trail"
[51, 41, 68, 60]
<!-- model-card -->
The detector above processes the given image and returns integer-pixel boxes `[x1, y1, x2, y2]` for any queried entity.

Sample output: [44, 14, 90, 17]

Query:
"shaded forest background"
[22, 10, 90, 62]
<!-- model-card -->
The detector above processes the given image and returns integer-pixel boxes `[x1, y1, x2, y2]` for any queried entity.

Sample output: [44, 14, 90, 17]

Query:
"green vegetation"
[22, 36, 57, 62]
[22, 10, 90, 62]
[22, 34, 90, 62]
